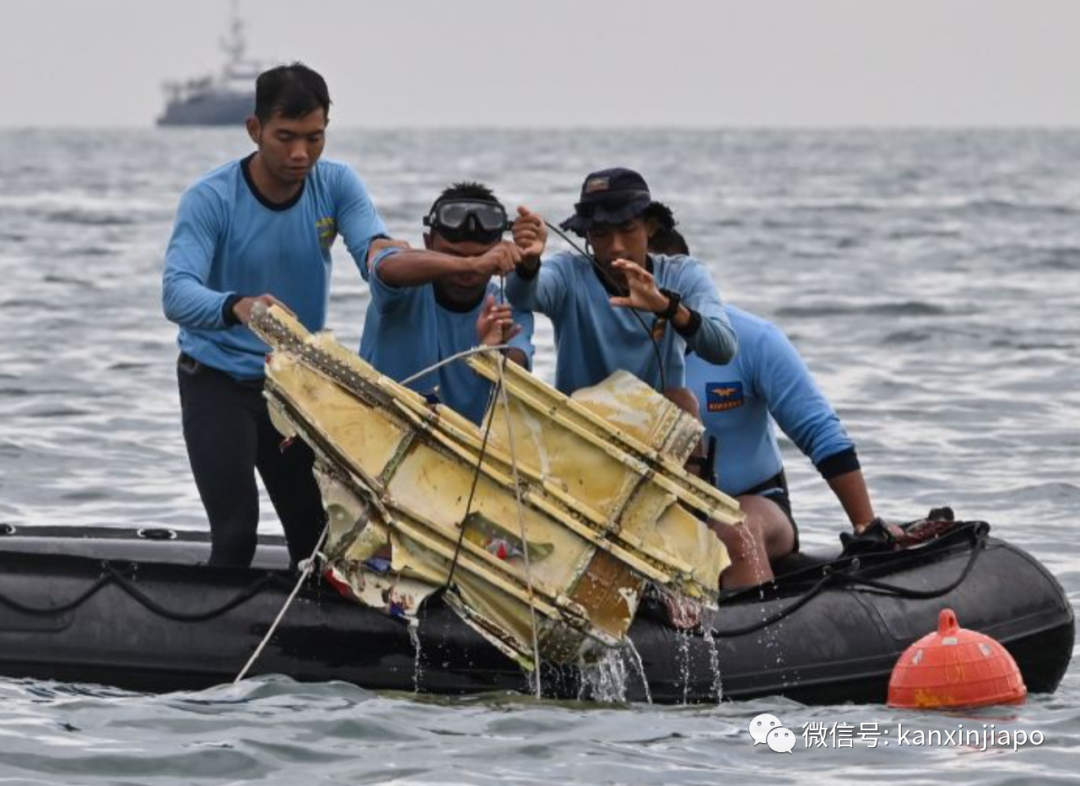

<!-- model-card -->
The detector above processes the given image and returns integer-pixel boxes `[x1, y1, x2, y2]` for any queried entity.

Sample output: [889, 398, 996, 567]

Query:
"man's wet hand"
[232, 294, 291, 325]
[472, 242, 521, 277]
[513, 206, 547, 260]
[855, 519, 905, 539]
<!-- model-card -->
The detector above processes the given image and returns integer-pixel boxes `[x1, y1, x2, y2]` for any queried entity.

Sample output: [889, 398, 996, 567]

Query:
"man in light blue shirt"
[162, 63, 394, 567]
[506, 168, 737, 401]
[649, 213, 878, 589]
[360, 182, 535, 423]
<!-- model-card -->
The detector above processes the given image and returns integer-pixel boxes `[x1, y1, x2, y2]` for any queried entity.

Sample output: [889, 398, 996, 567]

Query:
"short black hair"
[254, 62, 331, 123]
[429, 181, 502, 214]
[650, 227, 690, 256]
[643, 201, 677, 232]
[644, 202, 690, 255]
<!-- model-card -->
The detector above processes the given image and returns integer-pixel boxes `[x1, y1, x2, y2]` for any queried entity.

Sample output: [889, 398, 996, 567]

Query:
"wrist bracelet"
[673, 308, 702, 338]
[656, 288, 682, 320]
[515, 259, 540, 281]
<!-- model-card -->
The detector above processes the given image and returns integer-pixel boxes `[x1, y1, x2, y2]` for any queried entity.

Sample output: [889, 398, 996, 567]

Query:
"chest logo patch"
[706, 381, 745, 412]
[316, 217, 337, 249]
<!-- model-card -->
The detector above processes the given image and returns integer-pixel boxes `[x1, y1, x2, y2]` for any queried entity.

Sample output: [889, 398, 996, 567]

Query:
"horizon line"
[3, 123, 1080, 132]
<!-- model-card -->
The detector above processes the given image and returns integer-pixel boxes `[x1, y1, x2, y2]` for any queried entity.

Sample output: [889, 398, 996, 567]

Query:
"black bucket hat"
[560, 167, 655, 236]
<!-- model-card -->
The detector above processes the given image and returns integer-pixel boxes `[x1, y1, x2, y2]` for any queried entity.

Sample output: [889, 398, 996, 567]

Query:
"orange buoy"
[887, 608, 1027, 709]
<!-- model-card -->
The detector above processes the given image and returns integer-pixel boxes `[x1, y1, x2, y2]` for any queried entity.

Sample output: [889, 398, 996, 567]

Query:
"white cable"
[495, 353, 543, 699]
[234, 523, 329, 684]
[399, 344, 512, 387]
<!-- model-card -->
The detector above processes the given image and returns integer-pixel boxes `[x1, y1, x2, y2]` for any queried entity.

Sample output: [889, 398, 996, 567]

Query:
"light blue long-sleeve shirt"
[686, 306, 858, 496]
[505, 252, 737, 394]
[162, 155, 387, 379]
[359, 252, 535, 425]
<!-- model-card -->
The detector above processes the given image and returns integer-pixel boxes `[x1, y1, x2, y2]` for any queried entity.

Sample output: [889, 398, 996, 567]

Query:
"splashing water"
[745, 528, 788, 678]
[737, 523, 772, 590]
[769, 612, 789, 685]
[734, 523, 786, 669]
[623, 639, 653, 705]
[701, 627, 724, 703]
[676, 629, 692, 705]
[408, 618, 424, 693]
[526, 668, 542, 699]
[578, 647, 630, 704]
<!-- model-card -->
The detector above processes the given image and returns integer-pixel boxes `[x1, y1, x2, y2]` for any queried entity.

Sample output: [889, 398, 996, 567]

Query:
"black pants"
[177, 354, 325, 567]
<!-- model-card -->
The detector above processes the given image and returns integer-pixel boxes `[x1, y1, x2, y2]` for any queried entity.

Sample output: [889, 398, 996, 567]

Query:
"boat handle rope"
[699, 526, 988, 639]
[0, 563, 286, 622]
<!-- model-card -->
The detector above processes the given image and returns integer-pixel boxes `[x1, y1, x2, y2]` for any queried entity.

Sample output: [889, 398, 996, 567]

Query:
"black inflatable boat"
[0, 520, 1071, 704]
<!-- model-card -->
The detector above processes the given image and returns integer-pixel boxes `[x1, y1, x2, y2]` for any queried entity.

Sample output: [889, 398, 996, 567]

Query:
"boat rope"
[838, 536, 986, 599]
[700, 525, 988, 639]
[0, 572, 113, 615]
[234, 522, 329, 683]
[0, 563, 284, 621]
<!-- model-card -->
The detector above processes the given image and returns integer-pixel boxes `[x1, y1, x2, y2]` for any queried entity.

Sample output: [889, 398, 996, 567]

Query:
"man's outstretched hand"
[608, 259, 669, 312]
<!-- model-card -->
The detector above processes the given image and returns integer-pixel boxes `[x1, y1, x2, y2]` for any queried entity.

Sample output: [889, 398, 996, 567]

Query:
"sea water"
[0, 128, 1078, 784]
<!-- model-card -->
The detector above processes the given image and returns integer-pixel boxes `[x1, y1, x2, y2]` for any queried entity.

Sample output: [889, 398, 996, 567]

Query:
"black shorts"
[741, 470, 800, 553]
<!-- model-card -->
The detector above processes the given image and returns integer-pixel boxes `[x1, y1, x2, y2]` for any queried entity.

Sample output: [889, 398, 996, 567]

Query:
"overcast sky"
[2, 0, 1078, 128]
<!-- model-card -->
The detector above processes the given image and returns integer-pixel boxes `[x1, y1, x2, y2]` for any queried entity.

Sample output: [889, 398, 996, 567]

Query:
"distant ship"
[157, 4, 268, 127]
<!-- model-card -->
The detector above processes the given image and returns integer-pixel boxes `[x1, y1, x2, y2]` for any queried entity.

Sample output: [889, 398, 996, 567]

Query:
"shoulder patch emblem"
[706, 381, 745, 412]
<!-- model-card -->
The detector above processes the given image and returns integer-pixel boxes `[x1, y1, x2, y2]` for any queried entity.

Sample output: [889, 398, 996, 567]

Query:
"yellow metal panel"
[250, 305, 737, 667]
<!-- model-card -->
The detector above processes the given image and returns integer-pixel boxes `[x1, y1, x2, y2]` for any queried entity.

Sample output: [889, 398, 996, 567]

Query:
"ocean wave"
[954, 199, 1079, 217]
[776, 301, 952, 319]
[46, 209, 142, 226]
[716, 194, 1080, 215]
[882, 329, 933, 345]
[1034, 248, 1080, 271]
[43, 274, 98, 288]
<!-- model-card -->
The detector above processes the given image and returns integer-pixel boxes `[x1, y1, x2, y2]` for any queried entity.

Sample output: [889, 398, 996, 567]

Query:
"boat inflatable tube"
[0, 518, 1071, 704]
